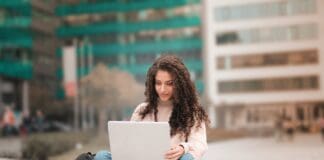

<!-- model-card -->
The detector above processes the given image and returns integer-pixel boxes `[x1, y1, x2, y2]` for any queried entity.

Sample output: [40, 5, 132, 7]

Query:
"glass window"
[216, 23, 317, 45]
[214, 0, 316, 22]
[216, 31, 239, 44]
[217, 49, 318, 69]
[138, 11, 147, 21]
[218, 76, 318, 93]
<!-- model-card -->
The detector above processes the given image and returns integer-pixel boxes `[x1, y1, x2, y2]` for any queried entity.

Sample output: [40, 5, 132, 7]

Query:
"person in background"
[318, 117, 324, 141]
[1, 106, 16, 136]
[19, 111, 32, 136]
[283, 117, 295, 141]
[274, 114, 283, 142]
[34, 109, 45, 132]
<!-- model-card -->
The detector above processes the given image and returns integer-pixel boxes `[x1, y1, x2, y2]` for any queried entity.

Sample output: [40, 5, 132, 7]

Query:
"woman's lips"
[161, 94, 169, 97]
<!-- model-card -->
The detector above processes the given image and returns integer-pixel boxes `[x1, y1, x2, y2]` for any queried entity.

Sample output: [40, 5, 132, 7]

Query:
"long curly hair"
[139, 55, 209, 140]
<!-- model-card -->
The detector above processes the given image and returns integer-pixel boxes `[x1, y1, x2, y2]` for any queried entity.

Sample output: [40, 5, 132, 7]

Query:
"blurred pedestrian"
[318, 117, 324, 141]
[19, 111, 32, 136]
[1, 106, 17, 136]
[274, 115, 283, 142]
[283, 117, 295, 141]
[34, 109, 45, 132]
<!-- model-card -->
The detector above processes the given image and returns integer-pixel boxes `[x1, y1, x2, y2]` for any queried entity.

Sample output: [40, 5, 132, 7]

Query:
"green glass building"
[56, 0, 204, 94]
[0, 0, 60, 112]
[0, 0, 204, 114]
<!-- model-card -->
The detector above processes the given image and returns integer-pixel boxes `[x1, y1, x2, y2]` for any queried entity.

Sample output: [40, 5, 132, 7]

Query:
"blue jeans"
[94, 150, 194, 160]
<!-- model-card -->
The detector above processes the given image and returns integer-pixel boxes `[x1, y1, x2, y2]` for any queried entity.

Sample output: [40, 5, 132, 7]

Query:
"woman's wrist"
[179, 142, 189, 153]
[179, 144, 185, 150]
[179, 144, 185, 155]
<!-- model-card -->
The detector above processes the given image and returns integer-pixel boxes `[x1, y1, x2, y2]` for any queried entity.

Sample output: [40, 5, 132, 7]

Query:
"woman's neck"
[156, 99, 173, 122]
[157, 98, 173, 108]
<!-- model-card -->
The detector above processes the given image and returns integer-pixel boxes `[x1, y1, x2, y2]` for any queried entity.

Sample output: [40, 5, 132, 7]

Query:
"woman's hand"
[164, 145, 185, 160]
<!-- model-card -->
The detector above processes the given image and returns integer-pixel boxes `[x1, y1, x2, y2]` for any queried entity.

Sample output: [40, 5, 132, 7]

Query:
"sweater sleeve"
[181, 121, 208, 160]
[130, 102, 147, 121]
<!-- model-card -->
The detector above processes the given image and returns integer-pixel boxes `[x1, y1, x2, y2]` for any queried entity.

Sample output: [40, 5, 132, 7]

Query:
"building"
[56, 0, 204, 95]
[0, 0, 60, 113]
[204, 0, 324, 130]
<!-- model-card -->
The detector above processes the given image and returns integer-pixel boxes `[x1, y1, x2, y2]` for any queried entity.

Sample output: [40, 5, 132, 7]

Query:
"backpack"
[75, 152, 95, 160]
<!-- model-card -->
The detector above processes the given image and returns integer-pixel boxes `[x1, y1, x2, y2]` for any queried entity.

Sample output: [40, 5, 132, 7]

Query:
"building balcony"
[31, 0, 56, 14]
[0, 17, 31, 28]
[56, 0, 200, 16]
[33, 61, 57, 77]
[31, 18, 60, 35]
[56, 59, 202, 79]
[0, 16, 59, 35]
[0, 0, 55, 13]
[0, 37, 33, 48]
[57, 16, 200, 37]
[33, 38, 59, 55]
[57, 37, 202, 57]
[0, 0, 29, 7]
[0, 60, 32, 79]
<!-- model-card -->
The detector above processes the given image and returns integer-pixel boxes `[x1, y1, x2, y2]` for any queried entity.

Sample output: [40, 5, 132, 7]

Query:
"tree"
[81, 63, 144, 136]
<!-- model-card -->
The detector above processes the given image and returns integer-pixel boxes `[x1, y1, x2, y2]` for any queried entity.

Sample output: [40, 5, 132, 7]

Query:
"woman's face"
[155, 70, 174, 102]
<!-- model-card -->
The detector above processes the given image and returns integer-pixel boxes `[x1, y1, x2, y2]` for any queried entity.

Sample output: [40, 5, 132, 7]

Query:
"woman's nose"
[161, 84, 167, 92]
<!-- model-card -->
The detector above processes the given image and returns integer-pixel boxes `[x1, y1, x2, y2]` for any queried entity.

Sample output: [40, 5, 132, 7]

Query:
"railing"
[56, 37, 202, 57]
[0, 37, 33, 48]
[0, 17, 31, 27]
[56, 59, 202, 78]
[56, 0, 200, 16]
[0, 60, 33, 79]
[0, 0, 29, 7]
[31, 0, 56, 14]
[57, 16, 200, 37]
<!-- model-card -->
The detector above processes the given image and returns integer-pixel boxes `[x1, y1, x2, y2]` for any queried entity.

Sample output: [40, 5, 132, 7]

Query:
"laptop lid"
[108, 121, 170, 160]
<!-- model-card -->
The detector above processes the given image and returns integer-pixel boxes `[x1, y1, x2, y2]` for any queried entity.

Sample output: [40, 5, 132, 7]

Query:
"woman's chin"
[160, 97, 171, 101]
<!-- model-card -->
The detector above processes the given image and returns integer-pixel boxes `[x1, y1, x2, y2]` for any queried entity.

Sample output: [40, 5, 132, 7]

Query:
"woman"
[94, 55, 209, 160]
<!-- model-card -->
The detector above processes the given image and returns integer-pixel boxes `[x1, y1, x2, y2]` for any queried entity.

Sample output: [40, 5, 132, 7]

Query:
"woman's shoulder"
[136, 102, 148, 109]
[133, 102, 149, 115]
[131, 102, 148, 121]
[138, 102, 149, 107]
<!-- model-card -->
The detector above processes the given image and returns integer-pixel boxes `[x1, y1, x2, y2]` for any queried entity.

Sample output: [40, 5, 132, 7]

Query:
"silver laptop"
[107, 121, 170, 160]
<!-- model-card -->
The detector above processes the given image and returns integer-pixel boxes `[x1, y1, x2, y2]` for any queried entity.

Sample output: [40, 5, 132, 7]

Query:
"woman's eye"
[166, 81, 173, 86]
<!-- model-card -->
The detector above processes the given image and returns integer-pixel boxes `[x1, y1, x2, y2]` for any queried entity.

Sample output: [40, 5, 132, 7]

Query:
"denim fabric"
[179, 153, 195, 160]
[94, 150, 112, 160]
[93, 150, 194, 160]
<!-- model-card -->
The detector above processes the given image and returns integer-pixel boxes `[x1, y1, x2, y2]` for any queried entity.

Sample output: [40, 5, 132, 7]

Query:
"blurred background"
[0, 0, 323, 159]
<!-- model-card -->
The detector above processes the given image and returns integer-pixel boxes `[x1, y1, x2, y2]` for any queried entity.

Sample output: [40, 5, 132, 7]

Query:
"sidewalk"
[52, 133, 324, 160]
[0, 137, 21, 158]
[5, 131, 321, 160]
[205, 133, 324, 160]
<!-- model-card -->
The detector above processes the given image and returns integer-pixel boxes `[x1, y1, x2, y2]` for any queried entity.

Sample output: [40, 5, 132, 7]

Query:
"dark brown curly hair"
[139, 55, 209, 140]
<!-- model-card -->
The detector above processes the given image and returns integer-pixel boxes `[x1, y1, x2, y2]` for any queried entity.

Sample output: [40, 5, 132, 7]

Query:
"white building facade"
[203, 0, 324, 130]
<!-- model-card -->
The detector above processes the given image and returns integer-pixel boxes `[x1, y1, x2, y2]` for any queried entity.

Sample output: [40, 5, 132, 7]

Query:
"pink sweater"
[130, 100, 208, 160]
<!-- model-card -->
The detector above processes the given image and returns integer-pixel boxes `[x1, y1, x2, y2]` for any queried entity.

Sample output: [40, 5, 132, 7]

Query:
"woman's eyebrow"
[155, 79, 172, 81]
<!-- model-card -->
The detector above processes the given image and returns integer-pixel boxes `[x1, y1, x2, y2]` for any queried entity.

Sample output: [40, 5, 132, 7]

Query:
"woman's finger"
[168, 151, 182, 159]
[165, 148, 183, 159]
[165, 147, 178, 156]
